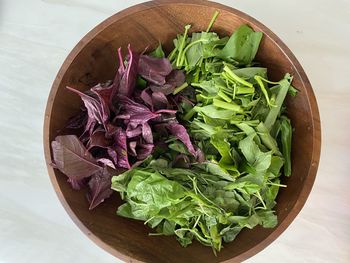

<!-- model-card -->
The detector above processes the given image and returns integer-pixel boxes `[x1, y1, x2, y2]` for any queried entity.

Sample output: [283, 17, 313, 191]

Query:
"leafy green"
[263, 74, 293, 130]
[112, 11, 295, 254]
[280, 116, 292, 176]
[195, 105, 237, 120]
[238, 134, 272, 172]
[256, 122, 281, 155]
[149, 43, 165, 58]
[219, 25, 263, 65]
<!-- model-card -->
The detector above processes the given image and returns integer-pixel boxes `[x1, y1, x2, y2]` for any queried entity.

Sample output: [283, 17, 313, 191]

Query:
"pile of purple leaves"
[51, 45, 200, 209]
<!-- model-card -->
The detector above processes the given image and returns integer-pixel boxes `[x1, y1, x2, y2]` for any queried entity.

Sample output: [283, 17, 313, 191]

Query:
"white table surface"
[1, 0, 349, 262]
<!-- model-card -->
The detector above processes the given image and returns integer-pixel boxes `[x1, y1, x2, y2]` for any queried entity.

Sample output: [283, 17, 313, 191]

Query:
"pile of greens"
[51, 11, 296, 253]
[111, 13, 296, 253]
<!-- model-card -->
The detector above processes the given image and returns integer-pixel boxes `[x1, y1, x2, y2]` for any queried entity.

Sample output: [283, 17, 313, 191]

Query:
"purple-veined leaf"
[67, 177, 88, 190]
[152, 91, 169, 110]
[119, 45, 139, 97]
[109, 127, 130, 169]
[149, 70, 186, 95]
[166, 123, 196, 156]
[97, 158, 116, 169]
[91, 84, 113, 125]
[112, 45, 139, 98]
[138, 55, 172, 85]
[51, 135, 102, 179]
[142, 122, 153, 144]
[140, 88, 153, 110]
[126, 124, 142, 138]
[137, 143, 154, 160]
[87, 167, 115, 210]
[87, 128, 112, 150]
[115, 96, 160, 124]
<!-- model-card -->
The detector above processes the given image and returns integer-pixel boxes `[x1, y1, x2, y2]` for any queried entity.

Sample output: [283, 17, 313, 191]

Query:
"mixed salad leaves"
[51, 12, 296, 253]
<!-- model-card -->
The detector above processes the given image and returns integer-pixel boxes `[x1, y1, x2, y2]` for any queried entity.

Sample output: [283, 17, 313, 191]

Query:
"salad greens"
[51, 11, 295, 254]
[110, 14, 295, 253]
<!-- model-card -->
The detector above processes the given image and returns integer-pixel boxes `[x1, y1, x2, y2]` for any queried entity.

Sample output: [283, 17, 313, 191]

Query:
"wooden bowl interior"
[45, 2, 319, 263]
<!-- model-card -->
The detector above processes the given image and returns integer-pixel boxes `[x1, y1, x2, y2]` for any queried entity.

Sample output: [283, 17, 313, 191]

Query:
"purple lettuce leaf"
[140, 88, 153, 110]
[107, 148, 118, 167]
[166, 69, 186, 89]
[66, 87, 103, 135]
[105, 123, 120, 137]
[87, 128, 112, 150]
[91, 84, 113, 124]
[138, 55, 172, 85]
[108, 127, 130, 169]
[152, 91, 169, 110]
[125, 124, 142, 138]
[51, 135, 103, 179]
[115, 96, 160, 124]
[87, 167, 115, 210]
[142, 122, 153, 144]
[155, 109, 177, 115]
[113, 45, 139, 98]
[149, 70, 186, 95]
[150, 112, 177, 124]
[166, 123, 196, 157]
[67, 177, 88, 190]
[96, 158, 116, 169]
[136, 143, 154, 160]
[172, 154, 191, 168]
[120, 46, 139, 97]
[127, 139, 153, 160]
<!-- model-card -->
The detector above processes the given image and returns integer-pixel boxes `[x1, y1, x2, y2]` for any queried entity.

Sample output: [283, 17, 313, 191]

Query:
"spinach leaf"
[149, 43, 165, 58]
[280, 116, 292, 176]
[219, 25, 263, 65]
[264, 74, 292, 130]
[256, 122, 281, 155]
[195, 105, 237, 119]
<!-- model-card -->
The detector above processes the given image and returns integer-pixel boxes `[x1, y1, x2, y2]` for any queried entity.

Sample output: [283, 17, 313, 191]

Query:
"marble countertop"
[1, 0, 349, 262]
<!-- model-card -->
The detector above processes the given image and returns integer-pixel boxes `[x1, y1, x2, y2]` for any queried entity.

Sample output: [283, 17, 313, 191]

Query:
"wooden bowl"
[43, 0, 321, 262]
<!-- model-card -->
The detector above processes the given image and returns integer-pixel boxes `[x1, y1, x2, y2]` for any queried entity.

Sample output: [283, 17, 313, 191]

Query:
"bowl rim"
[43, 0, 321, 262]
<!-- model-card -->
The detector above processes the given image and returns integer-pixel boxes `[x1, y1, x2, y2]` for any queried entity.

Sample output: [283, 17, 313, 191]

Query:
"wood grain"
[43, 0, 321, 262]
